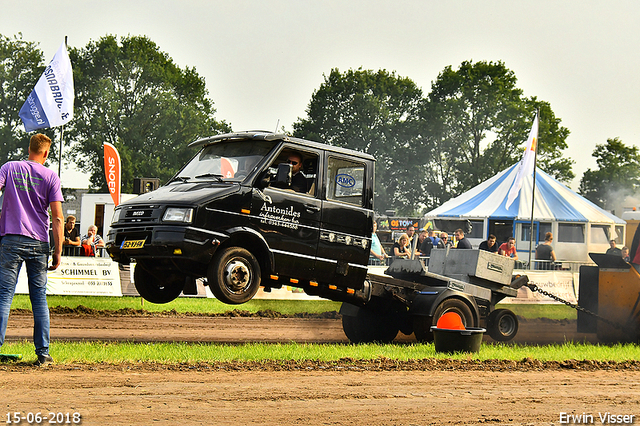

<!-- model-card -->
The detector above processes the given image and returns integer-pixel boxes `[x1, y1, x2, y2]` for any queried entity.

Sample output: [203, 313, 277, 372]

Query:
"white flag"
[19, 41, 74, 132]
[505, 113, 539, 209]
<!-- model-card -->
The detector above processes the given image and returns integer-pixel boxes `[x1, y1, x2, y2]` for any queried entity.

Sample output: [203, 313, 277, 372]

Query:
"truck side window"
[326, 156, 365, 206]
[269, 150, 318, 196]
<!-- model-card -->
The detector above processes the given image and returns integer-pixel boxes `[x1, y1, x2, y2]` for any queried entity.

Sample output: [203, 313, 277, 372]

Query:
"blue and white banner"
[19, 41, 74, 132]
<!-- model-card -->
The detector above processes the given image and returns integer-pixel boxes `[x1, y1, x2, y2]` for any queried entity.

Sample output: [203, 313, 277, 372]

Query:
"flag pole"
[57, 36, 68, 182]
[528, 110, 540, 269]
[58, 124, 64, 179]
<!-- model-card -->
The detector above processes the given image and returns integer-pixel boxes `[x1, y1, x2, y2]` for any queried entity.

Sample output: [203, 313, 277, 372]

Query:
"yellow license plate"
[121, 239, 145, 249]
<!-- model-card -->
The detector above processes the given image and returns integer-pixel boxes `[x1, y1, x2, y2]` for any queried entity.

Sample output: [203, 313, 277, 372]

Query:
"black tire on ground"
[208, 247, 261, 305]
[486, 308, 519, 341]
[341, 307, 399, 344]
[413, 316, 435, 343]
[413, 298, 476, 343]
[134, 263, 185, 304]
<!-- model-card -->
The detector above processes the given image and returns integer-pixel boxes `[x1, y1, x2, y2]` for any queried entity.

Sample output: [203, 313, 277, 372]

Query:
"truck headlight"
[163, 207, 194, 223]
[111, 208, 121, 225]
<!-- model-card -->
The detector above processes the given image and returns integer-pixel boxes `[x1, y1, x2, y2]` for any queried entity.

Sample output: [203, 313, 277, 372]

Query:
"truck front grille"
[120, 205, 162, 224]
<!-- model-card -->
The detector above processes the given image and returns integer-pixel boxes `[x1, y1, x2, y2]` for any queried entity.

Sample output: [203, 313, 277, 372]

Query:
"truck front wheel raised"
[208, 247, 261, 304]
[134, 262, 185, 304]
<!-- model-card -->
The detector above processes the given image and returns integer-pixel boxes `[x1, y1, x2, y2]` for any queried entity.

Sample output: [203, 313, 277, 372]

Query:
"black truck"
[106, 131, 524, 343]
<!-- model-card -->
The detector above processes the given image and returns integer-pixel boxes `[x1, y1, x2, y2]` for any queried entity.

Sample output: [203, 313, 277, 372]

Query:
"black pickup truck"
[107, 131, 524, 343]
[107, 131, 374, 304]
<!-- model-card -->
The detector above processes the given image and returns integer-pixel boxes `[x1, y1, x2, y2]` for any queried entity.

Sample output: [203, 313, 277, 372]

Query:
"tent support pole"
[528, 110, 540, 269]
[528, 162, 537, 269]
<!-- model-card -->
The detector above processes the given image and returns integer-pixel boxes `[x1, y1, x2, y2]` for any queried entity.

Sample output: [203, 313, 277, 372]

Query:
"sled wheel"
[487, 309, 519, 341]
[413, 298, 475, 343]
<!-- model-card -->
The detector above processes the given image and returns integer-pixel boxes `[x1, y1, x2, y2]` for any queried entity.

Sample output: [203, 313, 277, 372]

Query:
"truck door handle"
[305, 205, 320, 213]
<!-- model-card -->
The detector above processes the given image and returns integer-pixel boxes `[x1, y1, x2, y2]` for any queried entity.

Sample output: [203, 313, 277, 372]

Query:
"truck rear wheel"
[486, 309, 518, 341]
[412, 316, 435, 343]
[134, 262, 185, 304]
[413, 298, 475, 343]
[208, 247, 261, 304]
[341, 306, 399, 343]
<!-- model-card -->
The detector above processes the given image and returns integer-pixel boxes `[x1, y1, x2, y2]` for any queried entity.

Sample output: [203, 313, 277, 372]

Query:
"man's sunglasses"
[287, 160, 299, 165]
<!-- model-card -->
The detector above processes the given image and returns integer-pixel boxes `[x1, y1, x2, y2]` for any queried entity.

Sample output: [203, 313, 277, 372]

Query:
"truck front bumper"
[106, 225, 224, 271]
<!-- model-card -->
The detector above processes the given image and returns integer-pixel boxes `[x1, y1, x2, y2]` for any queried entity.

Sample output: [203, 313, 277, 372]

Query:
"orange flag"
[103, 142, 121, 206]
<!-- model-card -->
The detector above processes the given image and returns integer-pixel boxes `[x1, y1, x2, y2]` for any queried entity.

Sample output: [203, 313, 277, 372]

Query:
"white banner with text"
[501, 270, 579, 304]
[16, 256, 122, 296]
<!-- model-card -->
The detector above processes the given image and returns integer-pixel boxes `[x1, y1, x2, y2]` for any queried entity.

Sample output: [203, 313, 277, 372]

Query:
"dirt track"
[2, 365, 639, 426]
[3, 309, 599, 345]
[2, 311, 639, 426]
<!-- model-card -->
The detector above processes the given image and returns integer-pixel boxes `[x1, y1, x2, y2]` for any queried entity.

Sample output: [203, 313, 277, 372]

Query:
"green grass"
[4, 295, 626, 365]
[10, 295, 342, 315]
[2, 340, 639, 364]
[9, 295, 575, 320]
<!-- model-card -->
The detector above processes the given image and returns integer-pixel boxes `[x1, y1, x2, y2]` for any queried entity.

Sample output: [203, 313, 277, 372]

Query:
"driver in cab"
[273, 152, 308, 193]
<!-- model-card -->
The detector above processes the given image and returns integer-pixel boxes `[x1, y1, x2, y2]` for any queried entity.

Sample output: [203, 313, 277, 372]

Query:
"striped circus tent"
[427, 164, 624, 223]
[424, 163, 625, 262]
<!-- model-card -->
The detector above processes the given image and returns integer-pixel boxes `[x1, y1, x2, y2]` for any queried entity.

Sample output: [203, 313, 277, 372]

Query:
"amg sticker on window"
[336, 173, 356, 188]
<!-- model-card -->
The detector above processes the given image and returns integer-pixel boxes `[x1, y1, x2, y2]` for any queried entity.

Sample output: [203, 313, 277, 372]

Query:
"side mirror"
[255, 163, 293, 190]
[275, 163, 292, 186]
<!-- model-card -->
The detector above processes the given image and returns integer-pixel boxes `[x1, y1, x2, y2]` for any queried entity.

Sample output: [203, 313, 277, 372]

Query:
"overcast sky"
[2, 0, 639, 192]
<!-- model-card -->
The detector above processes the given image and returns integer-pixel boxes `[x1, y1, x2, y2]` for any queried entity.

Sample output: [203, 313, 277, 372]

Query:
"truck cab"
[106, 131, 375, 304]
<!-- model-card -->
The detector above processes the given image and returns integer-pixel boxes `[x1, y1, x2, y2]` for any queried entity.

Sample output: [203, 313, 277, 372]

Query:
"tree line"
[1, 33, 637, 215]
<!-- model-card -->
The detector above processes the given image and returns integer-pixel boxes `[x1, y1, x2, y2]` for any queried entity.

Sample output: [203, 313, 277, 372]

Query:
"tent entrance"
[489, 220, 513, 245]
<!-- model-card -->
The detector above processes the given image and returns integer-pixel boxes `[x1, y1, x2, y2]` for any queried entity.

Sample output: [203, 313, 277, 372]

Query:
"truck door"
[316, 155, 373, 289]
[251, 149, 321, 280]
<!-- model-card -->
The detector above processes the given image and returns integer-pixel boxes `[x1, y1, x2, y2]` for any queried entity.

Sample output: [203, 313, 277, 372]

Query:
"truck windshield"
[175, 140, 276, 182]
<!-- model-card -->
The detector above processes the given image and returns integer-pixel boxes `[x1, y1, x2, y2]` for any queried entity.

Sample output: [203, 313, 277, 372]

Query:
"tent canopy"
[425, 163, 625, 225]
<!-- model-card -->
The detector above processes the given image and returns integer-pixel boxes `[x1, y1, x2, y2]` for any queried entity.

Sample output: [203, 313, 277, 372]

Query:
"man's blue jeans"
[0, 235, 51, 356]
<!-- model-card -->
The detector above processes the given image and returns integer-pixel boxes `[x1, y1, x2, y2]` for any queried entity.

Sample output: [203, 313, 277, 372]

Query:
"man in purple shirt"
[0, 133, 64, 366]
